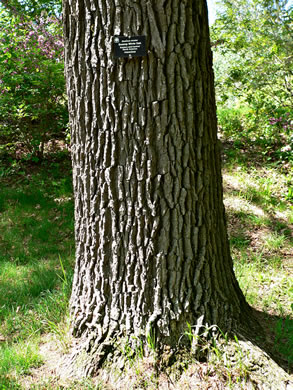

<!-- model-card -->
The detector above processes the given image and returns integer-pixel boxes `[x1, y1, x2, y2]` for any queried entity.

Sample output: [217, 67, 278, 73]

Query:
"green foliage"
[212, 0, 292, 108]
[218, 105, 292, 164]
[0, 0, 62, 18]
[0, 9, 67, 159]
[217, 105, 254, 140]
[212, 0, 293, 165]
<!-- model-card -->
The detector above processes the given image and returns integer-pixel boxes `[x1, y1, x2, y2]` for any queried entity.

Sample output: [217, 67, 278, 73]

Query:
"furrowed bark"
[63, 0, 254, 376]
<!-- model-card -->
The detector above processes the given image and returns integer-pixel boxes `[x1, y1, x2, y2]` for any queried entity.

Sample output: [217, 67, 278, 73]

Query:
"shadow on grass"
[226, 206, 292, 253]
[0, 157, 74, 260]
[0, 154, 75, 327]
[248, 308, 293, 374]
[223, 159, 292, 257]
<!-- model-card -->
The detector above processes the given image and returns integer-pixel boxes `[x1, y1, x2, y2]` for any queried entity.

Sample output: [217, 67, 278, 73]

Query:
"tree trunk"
[63, 0, 254, 376]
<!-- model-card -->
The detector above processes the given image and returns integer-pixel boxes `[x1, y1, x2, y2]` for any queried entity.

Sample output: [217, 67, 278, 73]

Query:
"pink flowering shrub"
[0, 10, 67, 159]
[268, 113, 292, 132]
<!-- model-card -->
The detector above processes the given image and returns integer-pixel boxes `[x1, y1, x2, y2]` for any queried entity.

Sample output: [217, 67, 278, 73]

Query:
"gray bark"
[63, 0, 253, 375]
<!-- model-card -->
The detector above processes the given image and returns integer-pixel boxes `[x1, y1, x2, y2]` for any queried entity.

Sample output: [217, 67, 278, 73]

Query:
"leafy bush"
[0, 10, 67, 159]
[212, 0, 293, 166]
[211, 0, 292, 111]
[218, 105, 292, 165]
[217, 105, 255, 140]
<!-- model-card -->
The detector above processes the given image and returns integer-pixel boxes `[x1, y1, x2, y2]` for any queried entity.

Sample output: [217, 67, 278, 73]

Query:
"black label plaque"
[114, 36, 146, 58]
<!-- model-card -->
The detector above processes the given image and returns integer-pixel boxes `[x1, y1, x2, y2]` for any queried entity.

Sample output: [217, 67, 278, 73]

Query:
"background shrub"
[0, 9, 67, 160]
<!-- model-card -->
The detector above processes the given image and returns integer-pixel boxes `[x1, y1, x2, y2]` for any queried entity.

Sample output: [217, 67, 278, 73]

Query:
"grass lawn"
[0, 143, 292, 389]
[0, 152, 75, 389]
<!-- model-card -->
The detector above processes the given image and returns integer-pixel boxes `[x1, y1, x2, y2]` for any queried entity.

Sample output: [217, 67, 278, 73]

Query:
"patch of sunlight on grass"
[264, 232, 287, 250]
[223, 171, 258, 192]
[224, 196, 266, 217]
[0, 261, 60, 310]
[0, 155, 75, 387]
[234, 254, 293, 316]
[0, 267, 73, 340]
[223, 165, 291, 209]
[275, 209, 293, 222]
[0, 341, 43, 377]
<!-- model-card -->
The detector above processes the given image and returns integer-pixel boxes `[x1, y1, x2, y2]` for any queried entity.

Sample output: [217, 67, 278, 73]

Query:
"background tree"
[63, 0, 258, 376]
[211, 0, 292, 164]
[212, 0, 292, 108]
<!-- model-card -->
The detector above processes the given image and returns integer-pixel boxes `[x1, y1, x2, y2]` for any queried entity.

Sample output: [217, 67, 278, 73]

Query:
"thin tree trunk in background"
[63, 0, 254, 375]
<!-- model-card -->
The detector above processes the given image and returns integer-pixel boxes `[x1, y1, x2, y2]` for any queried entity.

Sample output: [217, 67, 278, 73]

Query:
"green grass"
[0, 342, 43, 375]
[0, 154, 75, 387]
[223, 144, 293, 369]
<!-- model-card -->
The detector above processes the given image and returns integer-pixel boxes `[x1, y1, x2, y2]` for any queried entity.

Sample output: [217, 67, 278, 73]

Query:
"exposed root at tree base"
[19, 332, 293, 389]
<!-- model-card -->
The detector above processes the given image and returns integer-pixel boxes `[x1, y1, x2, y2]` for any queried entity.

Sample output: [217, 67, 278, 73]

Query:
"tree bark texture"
[63, 0, 252, 374]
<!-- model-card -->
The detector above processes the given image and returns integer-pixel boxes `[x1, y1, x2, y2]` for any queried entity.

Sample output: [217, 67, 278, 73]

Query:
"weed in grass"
[287, 187, 293, 202]
[122, 337, 137, 363]
[179, 324, 251, 388]
[250, 251, 266, 268]
[267, 255, 283, 269]
[130, 336, 145, 361]
[146, 327, 157, 354]
[264, 232, 286, 250]
[46, 316, 72, 354]
[246, 213, 270, 227]
[115, 330, 157, 369]
[0, 376, 21, 389]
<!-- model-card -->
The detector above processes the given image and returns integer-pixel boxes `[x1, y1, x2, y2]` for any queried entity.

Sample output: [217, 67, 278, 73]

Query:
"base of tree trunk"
[55, 319, 292, 390]
[59, 305, 263, 379]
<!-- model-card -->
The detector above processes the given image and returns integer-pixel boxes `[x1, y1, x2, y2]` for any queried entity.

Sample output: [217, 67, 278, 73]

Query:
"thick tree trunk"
[63, 0, 253, 375]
